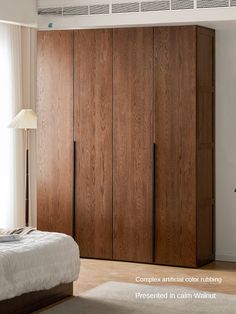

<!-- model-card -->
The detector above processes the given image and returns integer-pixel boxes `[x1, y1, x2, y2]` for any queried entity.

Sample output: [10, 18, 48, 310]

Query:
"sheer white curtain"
[0, 22, 37, 228]
[0, 23, 15, 228]
[21, 27, 37, 227]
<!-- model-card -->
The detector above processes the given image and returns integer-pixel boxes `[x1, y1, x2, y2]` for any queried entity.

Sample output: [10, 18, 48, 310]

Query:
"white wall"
[215, 24, 236, 262]
[0, 0, 37, 27]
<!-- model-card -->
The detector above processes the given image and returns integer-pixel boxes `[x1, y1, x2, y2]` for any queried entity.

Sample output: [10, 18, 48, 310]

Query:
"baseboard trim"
[216, 254, 236, 262]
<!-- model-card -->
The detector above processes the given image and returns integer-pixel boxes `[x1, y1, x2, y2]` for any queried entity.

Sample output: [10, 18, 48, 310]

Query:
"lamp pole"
[25, 129, 29, 227]
[8, 109, 37, 227]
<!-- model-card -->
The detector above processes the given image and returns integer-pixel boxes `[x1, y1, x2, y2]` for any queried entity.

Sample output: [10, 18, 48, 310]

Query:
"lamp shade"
[8, 109, 37, 129]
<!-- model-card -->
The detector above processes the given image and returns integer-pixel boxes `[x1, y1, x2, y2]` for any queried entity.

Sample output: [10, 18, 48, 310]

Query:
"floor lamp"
[9, 109, 37, 227]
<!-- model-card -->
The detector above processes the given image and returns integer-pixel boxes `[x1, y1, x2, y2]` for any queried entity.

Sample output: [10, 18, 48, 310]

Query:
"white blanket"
[0, 231, 80, 301]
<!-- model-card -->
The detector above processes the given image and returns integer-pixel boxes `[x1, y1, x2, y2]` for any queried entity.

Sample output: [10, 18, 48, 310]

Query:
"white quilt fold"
[0, 231, 80, 301]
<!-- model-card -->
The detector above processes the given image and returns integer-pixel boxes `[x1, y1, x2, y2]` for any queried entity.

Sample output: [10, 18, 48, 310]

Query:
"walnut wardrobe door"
[37, 31, 74, 235]
[74, 30, 113, 259]
[154, 26, 197, 267]
[113, 28, 154, 263]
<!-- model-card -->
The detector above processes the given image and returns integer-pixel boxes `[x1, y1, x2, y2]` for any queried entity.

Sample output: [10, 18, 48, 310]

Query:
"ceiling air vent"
[197, 0, 229, 7]
[141, 0, 170, 11]
[63, 6, 89, 16]
[38, 7, 62, 16]
[112, 2, 140, 13]
[89, 4, 110, 14]
[171, 0, 194, 9]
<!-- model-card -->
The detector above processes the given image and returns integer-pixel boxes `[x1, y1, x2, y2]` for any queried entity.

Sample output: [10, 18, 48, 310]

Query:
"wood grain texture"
[37, 31, 74, 235]
[154, 26, 197, 267]
[76, 259, 236, 295]
[113, 28, 154, 263]
[74, 30, 113, 259]
[196, 27, 215, 266]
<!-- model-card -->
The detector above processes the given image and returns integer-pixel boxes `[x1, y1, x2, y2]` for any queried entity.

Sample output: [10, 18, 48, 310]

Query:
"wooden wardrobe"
[113, 28, 154, 263]
[154, 27, 215, 267]
[37, 26, 215, 267]
[37, 31, 74, 236]
[74, 29, 113, 259]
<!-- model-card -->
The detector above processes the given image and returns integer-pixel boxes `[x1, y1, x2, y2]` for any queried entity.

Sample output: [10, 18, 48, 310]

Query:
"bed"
[0, 230, 80, 314]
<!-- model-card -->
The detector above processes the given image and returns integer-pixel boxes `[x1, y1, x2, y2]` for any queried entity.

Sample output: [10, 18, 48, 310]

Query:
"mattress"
[0, 231, 80, 301]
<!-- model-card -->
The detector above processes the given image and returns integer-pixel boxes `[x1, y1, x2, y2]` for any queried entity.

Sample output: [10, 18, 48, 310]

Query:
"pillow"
[0, 227, 35, 235]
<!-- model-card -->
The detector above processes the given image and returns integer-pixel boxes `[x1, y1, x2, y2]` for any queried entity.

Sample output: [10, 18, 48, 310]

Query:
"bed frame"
[0, 282, 73, 314]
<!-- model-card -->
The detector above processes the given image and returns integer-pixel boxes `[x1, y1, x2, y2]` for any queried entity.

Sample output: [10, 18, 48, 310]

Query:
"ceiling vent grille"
[112, 2, 140, 13]
[171, 0, 194, 9]
[141, 0, 170, 11]
[38, 0, 232, 17]
[38, 7, 62, 16]
[63, 6, 89, 16]
[197, 0, 229, 7]
[90, 4, 110, 14]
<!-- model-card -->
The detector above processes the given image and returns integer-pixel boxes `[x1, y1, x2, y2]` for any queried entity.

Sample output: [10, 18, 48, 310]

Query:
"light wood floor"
[74, 259, 236, 295]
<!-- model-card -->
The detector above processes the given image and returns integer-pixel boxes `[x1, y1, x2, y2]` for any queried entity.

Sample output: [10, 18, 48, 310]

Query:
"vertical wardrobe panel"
[37, 31, 74, 235]
[74, 30, 113, 259]
[113, 28, 154, 263]
[196, 27, 215, 265]
[154, 27, 197, 267]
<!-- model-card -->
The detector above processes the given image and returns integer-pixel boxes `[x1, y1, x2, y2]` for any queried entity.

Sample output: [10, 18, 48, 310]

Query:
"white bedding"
[0, 231, 80, 301]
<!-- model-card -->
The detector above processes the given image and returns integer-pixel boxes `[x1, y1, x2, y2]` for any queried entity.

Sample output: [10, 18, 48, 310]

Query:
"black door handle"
[153, 143, 156, 262]
[73, 141, 76, 239]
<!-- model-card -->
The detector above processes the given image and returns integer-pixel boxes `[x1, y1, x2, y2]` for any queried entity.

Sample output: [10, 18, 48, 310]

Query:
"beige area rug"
[41, 281, 236, 314]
